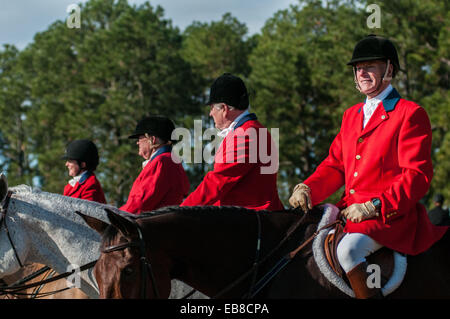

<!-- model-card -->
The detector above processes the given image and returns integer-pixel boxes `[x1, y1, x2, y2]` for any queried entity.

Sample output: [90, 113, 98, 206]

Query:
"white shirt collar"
[217, 109, 250, 138]
[142, 159, 150, 169]
[365, 84, 393, 105]
[68, 170, 89, 187]
[363, 84, 393, 128]
[142, 149, 160, 168]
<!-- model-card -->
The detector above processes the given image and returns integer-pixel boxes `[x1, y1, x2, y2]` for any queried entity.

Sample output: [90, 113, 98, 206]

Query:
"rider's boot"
[346, 262, 382, 299]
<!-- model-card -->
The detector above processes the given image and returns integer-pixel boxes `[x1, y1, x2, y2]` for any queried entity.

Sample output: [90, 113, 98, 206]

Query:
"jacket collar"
[234, 112, 257, 130]
[149, 144, 172, 164]
[68, 170, 92, 187]
[358, 88, 401, 113]
[381, 87, 401, 112]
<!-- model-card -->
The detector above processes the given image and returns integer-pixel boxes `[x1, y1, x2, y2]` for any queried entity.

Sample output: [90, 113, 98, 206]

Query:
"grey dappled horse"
[0, 174, 207, 299]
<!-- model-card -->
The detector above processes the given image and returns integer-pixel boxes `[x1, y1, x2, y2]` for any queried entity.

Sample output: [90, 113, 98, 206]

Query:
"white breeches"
[336, 232, 383, 273]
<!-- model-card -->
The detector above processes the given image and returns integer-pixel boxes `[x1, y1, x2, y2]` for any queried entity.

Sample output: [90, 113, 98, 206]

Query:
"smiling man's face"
[355, 60, 391, 97]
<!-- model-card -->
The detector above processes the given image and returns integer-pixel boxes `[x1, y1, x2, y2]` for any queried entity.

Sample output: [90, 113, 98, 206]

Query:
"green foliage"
[0, 44, 34, 186]
[1, 0, 200, 205]
[182, 12, 255, 85]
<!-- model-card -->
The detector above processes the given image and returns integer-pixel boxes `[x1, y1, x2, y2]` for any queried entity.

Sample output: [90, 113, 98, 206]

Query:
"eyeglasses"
[208, 103, 234, 111]
[209, 103, 222, 111]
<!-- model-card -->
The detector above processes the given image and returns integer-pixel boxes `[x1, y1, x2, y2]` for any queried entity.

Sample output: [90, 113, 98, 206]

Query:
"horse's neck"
[13, 197, 100, 271]
[144, 209, 305, 297]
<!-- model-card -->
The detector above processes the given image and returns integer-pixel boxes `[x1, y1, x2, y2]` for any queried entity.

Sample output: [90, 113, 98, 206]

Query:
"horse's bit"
[101, 219, 159, 299]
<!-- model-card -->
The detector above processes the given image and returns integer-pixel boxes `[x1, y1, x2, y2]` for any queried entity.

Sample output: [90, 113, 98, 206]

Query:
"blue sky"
[1, 0, 298, 50]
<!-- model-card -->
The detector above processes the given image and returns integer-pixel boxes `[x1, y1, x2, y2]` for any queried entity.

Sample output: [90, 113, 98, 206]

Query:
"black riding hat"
[62, 139, 99, 171]
[206, 73, 249, 110]
[129, 115, 176, 143]
[347, 34, 400, 77]
[434, 193, 444, 204]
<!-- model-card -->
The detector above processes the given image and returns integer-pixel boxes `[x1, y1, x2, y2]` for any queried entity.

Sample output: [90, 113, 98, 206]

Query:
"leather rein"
[0, 191, 97, 298]
[100, 209, 342, 299]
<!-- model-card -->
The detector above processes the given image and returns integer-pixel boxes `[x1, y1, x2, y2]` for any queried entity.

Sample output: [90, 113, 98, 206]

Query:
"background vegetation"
[0, 0, 448, 209]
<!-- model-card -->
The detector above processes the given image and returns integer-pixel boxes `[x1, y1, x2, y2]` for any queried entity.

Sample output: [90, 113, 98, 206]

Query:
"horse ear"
[104, 208, 137, 237]
[75, 211, 109, 235]
[0, 173, 8, 203]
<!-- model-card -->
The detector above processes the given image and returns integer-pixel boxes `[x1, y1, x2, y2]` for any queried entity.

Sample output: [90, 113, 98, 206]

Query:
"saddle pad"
[312, 204, 407, 297]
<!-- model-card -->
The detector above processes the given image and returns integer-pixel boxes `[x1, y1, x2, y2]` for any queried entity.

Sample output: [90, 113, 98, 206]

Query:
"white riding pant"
[336, 232, 383, 273]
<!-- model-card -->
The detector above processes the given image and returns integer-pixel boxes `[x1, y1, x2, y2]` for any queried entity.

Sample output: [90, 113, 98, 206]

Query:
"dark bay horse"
[78, 205, 450, 299]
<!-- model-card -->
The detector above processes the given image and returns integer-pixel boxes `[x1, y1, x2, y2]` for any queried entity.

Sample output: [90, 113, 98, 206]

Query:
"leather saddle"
[324, 221, 394, 286]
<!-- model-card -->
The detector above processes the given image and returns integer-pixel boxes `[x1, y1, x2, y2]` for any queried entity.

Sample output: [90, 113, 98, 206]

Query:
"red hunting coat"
[181, 113, 284, 211]
[63, 171, 106, 204]
[304, 88, 448, 255]
[120, 146, 190, 215]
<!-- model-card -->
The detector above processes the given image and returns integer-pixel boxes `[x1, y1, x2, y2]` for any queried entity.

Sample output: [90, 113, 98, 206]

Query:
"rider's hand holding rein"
[341, 201, 379, 223]
[289, 183, 313, 212]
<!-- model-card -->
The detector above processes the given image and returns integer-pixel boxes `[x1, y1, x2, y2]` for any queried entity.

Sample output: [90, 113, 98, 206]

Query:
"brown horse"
[78, 205, 450, 299]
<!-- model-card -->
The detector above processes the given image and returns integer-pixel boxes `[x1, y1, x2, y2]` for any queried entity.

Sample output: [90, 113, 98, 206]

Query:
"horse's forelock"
[101, 224, 121, 248]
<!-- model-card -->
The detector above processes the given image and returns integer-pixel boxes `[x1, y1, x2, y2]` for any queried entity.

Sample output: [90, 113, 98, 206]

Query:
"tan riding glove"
[289, 183, 312, 211]
[341, 201, 379, 223]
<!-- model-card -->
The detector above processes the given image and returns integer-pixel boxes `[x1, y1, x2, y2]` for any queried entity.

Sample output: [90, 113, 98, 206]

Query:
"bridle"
[101, 219, 159, 299]
[0, 191, 24, 268]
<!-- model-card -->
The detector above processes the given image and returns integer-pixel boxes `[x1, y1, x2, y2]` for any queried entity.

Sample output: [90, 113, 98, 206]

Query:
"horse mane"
[10, 184, 33, 194]
[9, 184, 120, 221]
[135, 205, 295, 220]
[101, 206, 299, 248]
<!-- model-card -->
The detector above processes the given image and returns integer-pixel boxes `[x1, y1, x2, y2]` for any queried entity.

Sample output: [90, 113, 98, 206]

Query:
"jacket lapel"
[359, 88, 401, 137]
[66, 182, 82, 197]
[66, 171, 92, 196]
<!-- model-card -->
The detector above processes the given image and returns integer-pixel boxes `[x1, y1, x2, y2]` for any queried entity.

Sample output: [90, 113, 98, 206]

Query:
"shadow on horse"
[78, 205, 450, 299]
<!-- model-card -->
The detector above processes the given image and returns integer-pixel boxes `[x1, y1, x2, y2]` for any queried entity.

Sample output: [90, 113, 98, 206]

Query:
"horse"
[0, 174, 207, 299]
[78, 204, 450, 298]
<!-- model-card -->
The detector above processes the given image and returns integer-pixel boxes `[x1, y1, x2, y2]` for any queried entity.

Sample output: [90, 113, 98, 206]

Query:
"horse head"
[77, 209, 170, 299]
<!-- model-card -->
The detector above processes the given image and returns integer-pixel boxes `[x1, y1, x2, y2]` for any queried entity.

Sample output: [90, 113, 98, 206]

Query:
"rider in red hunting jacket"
[120, 116, 190, 215]
[181, 73, 283, 211]
[289, 35, 448, 299]
[63, 139, 106, 204]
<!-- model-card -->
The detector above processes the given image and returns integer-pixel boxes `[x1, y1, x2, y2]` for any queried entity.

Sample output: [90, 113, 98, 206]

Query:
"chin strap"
[382, 59, 392, 82]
